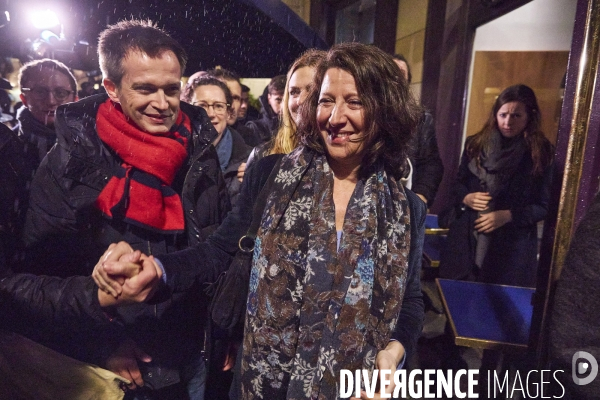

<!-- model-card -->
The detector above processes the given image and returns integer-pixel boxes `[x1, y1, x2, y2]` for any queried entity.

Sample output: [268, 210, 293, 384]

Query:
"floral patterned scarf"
[240, 146, 411, 399]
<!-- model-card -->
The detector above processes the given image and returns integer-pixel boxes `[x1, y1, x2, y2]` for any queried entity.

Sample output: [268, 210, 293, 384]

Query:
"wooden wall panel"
[466, 51, 569, 144]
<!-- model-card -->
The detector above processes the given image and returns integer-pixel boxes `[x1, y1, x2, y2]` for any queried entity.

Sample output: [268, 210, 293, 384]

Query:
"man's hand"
[93, 242, 136, 297]
[463, 192, 492, 211]
[106, 339, 152, 390]
[351, 341, 405, 399]
[474, 210, 512, 233]
[237, 162, 246, 183]
[97, 254, 162, 307]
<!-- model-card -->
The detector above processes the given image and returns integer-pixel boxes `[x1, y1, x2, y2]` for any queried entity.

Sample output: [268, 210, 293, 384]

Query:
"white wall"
[473, 0, 577, 51]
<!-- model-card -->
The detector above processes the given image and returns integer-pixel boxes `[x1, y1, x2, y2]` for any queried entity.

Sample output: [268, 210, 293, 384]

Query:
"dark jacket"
[439, 136, 553, 286]
[21, 93, 231, 380]
[157, 153, 426, 361]
[232, 120, 261, 147]
[409, 111, 444, 206]
[244, 90, 279, 146]
[0, 109, 56, 269]
[0, 270, 114, 343]
[221, 127, 252, 206]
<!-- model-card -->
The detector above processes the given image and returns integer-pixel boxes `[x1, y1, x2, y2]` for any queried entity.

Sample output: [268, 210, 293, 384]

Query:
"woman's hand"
[237, 162, 246, 183]
[474, 210, 512, 233]
[350, 341, 405, 400]
[463, 192, 492, 211]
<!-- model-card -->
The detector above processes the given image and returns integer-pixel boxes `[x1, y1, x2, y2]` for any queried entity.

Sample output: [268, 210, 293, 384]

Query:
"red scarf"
[95, 99, 191, 233]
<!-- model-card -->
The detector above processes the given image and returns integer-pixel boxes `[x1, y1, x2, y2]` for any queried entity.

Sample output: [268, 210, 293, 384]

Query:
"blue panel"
[425, 214, 440, 229]
[438, 279, 534, 345]
[239, 0, 328, 49]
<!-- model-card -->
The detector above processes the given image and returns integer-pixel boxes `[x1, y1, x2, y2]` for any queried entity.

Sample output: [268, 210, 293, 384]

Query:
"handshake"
[92, 242, 162, 308]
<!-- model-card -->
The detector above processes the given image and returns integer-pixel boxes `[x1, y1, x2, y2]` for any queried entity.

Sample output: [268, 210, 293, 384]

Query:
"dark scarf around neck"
[468, 129, 528, 198]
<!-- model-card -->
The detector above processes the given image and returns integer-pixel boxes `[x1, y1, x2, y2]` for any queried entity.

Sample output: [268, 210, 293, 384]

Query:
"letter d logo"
[572, 351, 598, 385]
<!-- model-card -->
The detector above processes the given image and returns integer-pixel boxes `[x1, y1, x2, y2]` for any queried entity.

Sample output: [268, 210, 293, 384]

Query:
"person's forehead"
[122, 49, 182, 79]
[193, 84, 226, 100]
[24, 67, 71, 88]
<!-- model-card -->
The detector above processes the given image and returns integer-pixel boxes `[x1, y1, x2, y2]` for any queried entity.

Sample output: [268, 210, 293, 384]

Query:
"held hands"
[463, 192, 492, 211]
[94, 242, 162, 307]
[474, 210, 512, 233]
[350, 341, 405, 400]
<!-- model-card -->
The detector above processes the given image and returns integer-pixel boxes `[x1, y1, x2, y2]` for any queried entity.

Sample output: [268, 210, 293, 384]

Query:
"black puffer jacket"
[21, 93, 231, 380]
[0, 270, 114, 343]
[23, 93, 230, 275]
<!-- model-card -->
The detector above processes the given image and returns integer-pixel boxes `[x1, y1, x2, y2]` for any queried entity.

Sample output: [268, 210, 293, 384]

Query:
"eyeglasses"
[194, 101, 230, 115]
[22, 87, 74, 101]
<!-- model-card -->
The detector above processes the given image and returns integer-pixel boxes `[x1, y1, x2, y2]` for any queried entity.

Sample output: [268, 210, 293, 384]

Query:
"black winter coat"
[0, 270, 115, 344]
[439, 136, 553, 286]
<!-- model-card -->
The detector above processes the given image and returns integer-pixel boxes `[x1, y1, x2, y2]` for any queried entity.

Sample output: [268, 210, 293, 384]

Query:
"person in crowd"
[549, 190, 600, 399]
[393, 54, 444, 207]
[439, 84, 553, 286]
[22, 20, 230, 398]
[207, 67, 258, 147]
[246, 49, 325, 167]
[182, 76, 251, 212]
[1, 59, 76, 270]
[236, 49, 326, 183]
[95, 42, 426, 399]
[245, 74, 286, 145]
[238, 84, 259, 123]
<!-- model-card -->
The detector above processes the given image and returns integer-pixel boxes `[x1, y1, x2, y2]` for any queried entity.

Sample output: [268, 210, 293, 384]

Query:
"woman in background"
[184, 76, 251, 205]
[440, 84, 554, 286]
[237, 49, 326, 180]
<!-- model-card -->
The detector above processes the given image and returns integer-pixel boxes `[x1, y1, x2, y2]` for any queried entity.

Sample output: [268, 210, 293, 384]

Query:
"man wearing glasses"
[1, 59, 76, 271]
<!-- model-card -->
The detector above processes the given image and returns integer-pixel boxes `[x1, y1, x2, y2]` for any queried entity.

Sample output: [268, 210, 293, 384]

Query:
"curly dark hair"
[467, 84, 553, 175]
[98, 19, 187, 86]
[297, 42, 421, 180]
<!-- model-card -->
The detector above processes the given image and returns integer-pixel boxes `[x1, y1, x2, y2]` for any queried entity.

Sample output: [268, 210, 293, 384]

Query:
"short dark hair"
[268, 75, 286, 94]
[298, 43, 421, 179]
[98, 19, 187, 86]
[392, 54, 412, 84]
[181, 76, 232, 110]
[19, 58, 76, 92]
[241, 84, 250, 93]
[207, 67, 241, 84]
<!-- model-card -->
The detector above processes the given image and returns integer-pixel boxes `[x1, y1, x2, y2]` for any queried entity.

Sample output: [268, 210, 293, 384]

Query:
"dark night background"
[0, 0, 327, 77]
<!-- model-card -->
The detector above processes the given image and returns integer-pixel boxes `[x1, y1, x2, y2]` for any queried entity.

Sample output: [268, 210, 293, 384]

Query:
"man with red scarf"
[22, 20, 230, 399]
